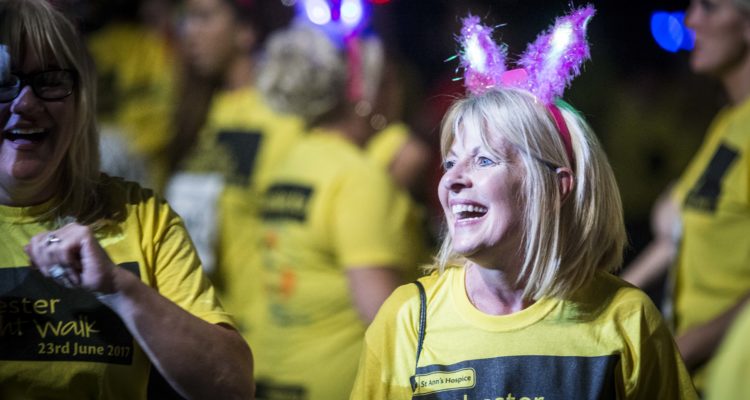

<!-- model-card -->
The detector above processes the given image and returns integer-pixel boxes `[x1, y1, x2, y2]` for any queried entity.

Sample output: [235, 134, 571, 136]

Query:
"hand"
[25, 222, 118, 294]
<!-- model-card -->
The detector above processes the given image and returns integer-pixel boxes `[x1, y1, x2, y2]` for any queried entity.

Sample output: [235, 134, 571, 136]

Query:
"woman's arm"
[26, 223, 254, 400]
[347, 266, 402, 324]
[621, 187, 679, 288]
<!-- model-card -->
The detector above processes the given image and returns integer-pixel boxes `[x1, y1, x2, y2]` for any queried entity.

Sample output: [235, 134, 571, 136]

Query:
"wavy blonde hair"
[0, 0, 103, 225]
[433, 88, 626, 301]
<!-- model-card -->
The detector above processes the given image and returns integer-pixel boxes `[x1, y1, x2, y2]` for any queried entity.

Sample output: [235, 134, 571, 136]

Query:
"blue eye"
[477, 156, 495, 167]
[443, 160, 455, 170]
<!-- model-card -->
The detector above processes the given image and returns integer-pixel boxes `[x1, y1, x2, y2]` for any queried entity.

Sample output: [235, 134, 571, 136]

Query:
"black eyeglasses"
[0, 69, 75, 102]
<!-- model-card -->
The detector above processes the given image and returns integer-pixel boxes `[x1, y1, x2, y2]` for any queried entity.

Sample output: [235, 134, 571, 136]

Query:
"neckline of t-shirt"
[450, 266, 559, 332]
[0, 197, 58, 223]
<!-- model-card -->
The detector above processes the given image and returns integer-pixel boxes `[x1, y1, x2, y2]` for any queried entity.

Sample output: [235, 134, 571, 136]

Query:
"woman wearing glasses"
[0, 1, 253, 399]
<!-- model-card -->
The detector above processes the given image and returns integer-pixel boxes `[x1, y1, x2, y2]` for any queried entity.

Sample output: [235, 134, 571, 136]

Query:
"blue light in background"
[297, 0, 371, 40]
[651, 11, 694, 53]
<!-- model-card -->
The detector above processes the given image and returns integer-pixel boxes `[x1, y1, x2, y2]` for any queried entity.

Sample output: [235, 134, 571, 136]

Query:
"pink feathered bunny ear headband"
[454, 5, 596, 167]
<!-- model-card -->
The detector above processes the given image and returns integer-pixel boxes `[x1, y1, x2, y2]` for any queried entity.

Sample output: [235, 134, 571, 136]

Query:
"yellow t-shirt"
[366, 123, 432, 280]
[704, 302, 750, 399]
[0, 176, 232, 399]
[88, 23, 177, 189]
[366, 123, 410, 170]
[671, 97, 750, 390]
[352, 267, 697, 399]
[252, 130, 411, 400]
[165, 86, 303, 331]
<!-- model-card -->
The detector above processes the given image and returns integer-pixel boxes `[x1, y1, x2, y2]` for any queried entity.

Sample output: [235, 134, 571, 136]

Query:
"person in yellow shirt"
[0, 1, 253, 398]
[622, 0, 750, 392]
[251, 17, 415, 398]
[165, 0, 302, 339]
[352, 8, 697, 399]
[87, 0, 180, 190]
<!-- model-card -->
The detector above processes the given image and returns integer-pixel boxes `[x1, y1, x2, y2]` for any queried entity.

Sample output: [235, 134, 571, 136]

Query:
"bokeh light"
[304, 0, 332, 25]
[651, 11, 694, 53]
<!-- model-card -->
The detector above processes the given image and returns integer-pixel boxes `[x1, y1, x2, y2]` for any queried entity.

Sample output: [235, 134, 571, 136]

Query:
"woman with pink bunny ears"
[350, 5, 697, 399]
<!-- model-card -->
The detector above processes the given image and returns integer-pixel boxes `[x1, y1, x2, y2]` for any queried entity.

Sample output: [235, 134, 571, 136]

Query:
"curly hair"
[257, 24, 348, 124]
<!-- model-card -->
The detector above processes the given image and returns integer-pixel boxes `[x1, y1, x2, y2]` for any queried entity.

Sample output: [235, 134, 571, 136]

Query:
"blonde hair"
[0, 0, 103, 225]
[433, 88, 626, 301]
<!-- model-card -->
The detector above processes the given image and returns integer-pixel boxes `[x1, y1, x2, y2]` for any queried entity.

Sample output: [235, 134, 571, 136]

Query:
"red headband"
[546, 103, 574, 169]
[500, 69, 575, 169]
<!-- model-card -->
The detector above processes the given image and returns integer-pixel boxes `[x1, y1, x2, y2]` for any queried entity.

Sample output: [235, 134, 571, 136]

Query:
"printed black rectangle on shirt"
[261, 183, 314, 222]
[0, 262, 140, 364]
[685, 143, 739, 212]
[410, 354, 618, 399]
[217, 130, 263, 186]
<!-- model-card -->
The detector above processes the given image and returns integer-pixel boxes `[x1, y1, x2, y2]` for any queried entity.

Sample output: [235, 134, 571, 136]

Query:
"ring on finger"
[46, 233, 61, 246]
[48, 263, 74, 288]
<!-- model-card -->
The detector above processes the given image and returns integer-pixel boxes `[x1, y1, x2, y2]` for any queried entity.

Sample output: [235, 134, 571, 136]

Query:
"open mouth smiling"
[3, 127, 50, 141]
[452, 203, 488, 221]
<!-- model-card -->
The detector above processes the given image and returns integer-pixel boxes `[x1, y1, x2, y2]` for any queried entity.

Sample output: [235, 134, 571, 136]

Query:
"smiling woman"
[0, 1, 96, 214]
[621, 0, 750, 394]
[350, 7, 698, 399]
[0, 1, 254, 399]
[438, 119, 525, 279]
[434, 89, 624, 302]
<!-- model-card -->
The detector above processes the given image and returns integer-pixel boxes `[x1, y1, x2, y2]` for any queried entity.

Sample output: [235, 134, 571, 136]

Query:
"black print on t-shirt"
[0, 262, 140, 364]
[410, 354, 618, 400]
[261, 183, 314, 222]
[217, 130, 263, 186]
[684, 143, 739, 212]
[255, 381, 307, 400]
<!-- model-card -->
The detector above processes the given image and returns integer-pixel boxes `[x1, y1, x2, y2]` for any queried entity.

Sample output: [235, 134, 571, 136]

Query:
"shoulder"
[730, 98, 750, 123]
[572, 272, 664, 327]
[99, 175, 160, 204]
[371, 273, 442, 331]
[97, 175, 173, 223]
[367, 123, 410, 166]
[309, 134, 394, 189]
[721, 100, 750, 145]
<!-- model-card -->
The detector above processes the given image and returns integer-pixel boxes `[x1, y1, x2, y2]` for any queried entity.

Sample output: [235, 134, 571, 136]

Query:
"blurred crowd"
[4, 0, 750, 398]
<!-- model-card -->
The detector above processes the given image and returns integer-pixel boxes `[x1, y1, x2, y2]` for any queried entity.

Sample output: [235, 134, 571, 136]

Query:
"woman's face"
[182, 0, 246, 79]
[686, 0, 750, 77]
[0, 48, 76, 205]
[438, 123, 525, 267]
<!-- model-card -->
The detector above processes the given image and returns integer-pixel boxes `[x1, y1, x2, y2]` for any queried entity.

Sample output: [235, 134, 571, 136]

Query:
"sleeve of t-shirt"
[148, 195, 235, 327]
[350, 283, 421, 399]
[623, 297, 698, 399]
[332, 162, 409, 270]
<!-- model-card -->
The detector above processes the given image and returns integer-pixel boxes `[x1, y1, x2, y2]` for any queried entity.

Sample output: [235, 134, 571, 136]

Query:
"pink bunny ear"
[458, 15, 507, 95]
[518, 5, 596, 104]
